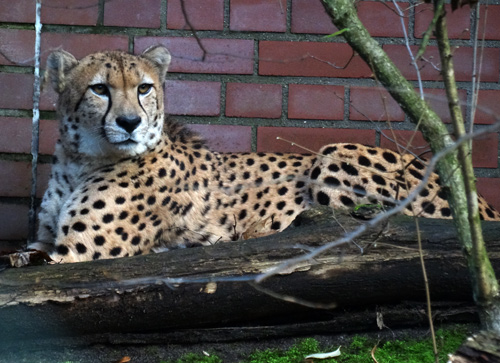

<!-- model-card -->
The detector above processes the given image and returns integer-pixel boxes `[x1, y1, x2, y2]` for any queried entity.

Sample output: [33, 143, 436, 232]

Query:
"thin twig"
[248, 282, 337, 310]
[469, 5, 487, 139]
[29, 0, 43, 245]
[179, 0, 208, 61]
[392, 0, 424, 99]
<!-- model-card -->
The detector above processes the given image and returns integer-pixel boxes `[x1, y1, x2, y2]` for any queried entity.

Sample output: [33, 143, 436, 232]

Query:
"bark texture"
[1, 210, 500, 344]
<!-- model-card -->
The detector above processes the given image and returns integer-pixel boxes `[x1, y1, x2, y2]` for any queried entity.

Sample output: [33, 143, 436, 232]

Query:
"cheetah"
[30, 45, 500, 263]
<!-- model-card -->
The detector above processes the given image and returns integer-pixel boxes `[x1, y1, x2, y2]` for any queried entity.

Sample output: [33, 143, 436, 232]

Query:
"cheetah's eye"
[138, 84, 153, 95]
[89, 84, 109, 96]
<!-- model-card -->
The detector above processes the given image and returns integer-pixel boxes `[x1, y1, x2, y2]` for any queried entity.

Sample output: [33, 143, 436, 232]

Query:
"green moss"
[165, 325, 469, 363]
[247, 338, 330, 363]
[170, 352, 223, 363]
[339, 327, 468, 363]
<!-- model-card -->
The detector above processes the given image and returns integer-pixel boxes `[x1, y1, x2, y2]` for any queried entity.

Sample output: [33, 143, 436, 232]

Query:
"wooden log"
[1, 209, 499, 344]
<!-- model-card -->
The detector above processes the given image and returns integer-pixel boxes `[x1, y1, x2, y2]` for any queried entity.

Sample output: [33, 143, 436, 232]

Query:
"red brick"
[0, 117, 31, 154]
[415, 4, 471, 40]
[380, 129, 432, 156]
[135, 37, 254, 75]
[167, 0, 224, 30]
[380, 129, 498, 168]
[288, 84, 344, 120]
[257, 127, 376, 153]
[226, 83, 282, 118]
[384, 45, 499, 82]
[186, 124, 252, 152]
[0, 73, 34, 110]
[41, 33, 129, 65]
[0, 0, 35, 23]
[350, 87, 405, 122]
[478, 5, 500, 40]
[36, 163, 52, 198]
[40, 87, 58, 111]
[42, 0, 99, 26]
[471, 133, 498, 168]
[165, 80, 221, 116]
[0, 203, 29, 240]
[477, 178, 500, 211]
[259, 41, 372, 78]
[230, 0, 287, 32]
[39, 119, 59, 155]
[357, 2, 408, 38]
[0, 161, 32, 197]
[0, 117, 60, 156]
[423, 88, 467, 124]
[475, 90, 500, 125]
[0, 29, 35, 66]
[291, 0, 336, 34]
[104, 0, 161, 28]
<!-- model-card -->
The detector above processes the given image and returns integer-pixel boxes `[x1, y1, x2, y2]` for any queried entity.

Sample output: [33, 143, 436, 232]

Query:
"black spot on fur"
[72, 222, 86, 232]
[409, 168, 423, 180]
[328, 164, 340, 172]
[341, 162, 358, 176]
[411, 160, 425, 170]
[110, 247, 122, 257]
[340, 196, 354, 206]
[440, 207, 452, 217]
[353, 184, 367, 197]
[372, 174, 386, 186]
[382, 151, 397, 164]
[278, 187, 288, 196]
[421, 201, 436, 215]
[102, 214, 114, 223]
[374, 163, 387, 172]
[271, 221, 281, 230]
[419, 189, 429, 197]
[76, 243, 87, 254]
[93, 200, 105, 209]
[94, 236, 105, 246]
[317, 191, 330, 205]
[56, 245, 69, 255]
[311, 166, 321, 180]
[115, 197, 125, 204]
[358, 156, 371, 167]
[324, 176, 340, 187]
[322, 146, 337, 155]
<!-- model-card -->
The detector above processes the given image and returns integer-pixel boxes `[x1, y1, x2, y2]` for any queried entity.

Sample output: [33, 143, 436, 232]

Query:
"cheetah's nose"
[116, 115, 141, 134]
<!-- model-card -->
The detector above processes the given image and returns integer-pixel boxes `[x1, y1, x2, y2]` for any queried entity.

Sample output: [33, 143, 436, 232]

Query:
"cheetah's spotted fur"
[31, 46, 500, 263]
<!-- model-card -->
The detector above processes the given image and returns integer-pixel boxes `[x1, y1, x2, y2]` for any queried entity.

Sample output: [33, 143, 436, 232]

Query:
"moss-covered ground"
[3, 324, 471, 362]
[169, 325, 468, 363]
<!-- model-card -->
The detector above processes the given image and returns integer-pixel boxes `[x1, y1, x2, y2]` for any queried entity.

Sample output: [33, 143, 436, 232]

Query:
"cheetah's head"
[46, 45, 171, 158]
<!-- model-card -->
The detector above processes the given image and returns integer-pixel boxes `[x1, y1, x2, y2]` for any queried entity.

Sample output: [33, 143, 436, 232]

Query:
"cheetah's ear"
[141, 45, 171, 83]
[45, 50, 78, 94]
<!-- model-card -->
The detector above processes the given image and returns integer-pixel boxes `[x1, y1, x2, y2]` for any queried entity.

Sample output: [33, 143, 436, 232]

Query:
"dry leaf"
[114, 356, 131, 363]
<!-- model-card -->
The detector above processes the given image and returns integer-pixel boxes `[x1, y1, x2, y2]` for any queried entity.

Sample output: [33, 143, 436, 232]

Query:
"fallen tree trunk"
[1, 209, 500, 345]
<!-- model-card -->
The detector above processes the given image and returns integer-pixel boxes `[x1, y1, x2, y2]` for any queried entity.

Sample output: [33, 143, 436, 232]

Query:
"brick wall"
[1, 0, 499, 248]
